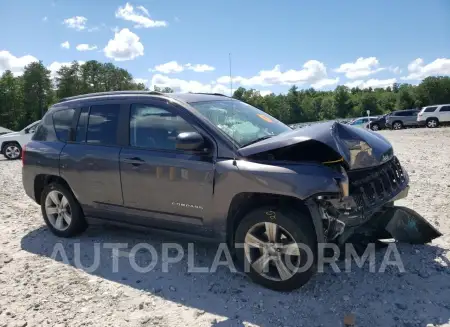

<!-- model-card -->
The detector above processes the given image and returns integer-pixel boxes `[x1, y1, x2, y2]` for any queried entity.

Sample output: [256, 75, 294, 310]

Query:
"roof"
[55, 91, 233, 106]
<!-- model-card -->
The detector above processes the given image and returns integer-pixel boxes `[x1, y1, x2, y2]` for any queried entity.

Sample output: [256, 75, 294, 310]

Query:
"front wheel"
[2, 142, 22, 160]
[371, 123, 380, 131]
[234, 207, 317, 291]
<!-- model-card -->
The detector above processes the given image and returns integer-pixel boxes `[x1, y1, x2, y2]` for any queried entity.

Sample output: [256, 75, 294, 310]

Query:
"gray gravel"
[0, 128, 449, 327]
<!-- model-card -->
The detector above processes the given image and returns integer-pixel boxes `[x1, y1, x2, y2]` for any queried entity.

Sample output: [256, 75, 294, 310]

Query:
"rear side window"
[75, 107, 89, 143]
[53, 108, 75, 142]
[439, 105, 450, 112]
[424, 106, 437, 113]
[32, 113, 56, 141]
[86, 104, 120, 145]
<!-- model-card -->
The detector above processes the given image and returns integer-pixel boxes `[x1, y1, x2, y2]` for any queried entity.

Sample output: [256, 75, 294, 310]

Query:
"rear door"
[437, 105, 450, 122]
[118, 99, 216, 234]
[59, 101, 125, 218]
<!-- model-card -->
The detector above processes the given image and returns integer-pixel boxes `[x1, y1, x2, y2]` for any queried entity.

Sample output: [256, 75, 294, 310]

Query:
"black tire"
[371, 123, 380, 131]
[426, 118, 439, 128]
[40, 183, 87, 237]
[234, 206, 317, 291]
[392, 121, 403, 130]
[2, 142, 22, 160]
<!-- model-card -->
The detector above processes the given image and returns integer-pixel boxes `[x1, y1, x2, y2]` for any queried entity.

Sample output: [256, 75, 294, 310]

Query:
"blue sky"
[1, 0, 449, 94]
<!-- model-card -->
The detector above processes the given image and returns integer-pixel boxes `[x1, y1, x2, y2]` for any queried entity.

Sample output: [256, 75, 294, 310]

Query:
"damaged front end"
[239, 121, 442, 245]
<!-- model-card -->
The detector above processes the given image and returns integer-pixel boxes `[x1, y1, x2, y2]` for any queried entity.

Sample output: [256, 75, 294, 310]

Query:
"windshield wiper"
[240, 135, 273, 148]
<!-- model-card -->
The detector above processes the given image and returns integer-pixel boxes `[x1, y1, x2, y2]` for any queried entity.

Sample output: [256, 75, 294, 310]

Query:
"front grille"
[347, 156, 407, 211]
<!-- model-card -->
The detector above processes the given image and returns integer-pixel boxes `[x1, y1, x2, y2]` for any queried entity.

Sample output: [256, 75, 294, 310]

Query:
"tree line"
[1, 59, 450, 130]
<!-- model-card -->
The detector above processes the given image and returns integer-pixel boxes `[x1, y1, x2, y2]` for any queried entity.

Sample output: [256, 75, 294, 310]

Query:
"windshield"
[189, 100, 291, 147]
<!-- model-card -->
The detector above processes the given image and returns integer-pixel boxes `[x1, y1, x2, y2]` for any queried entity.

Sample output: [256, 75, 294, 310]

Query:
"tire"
[40, 183, 87, 237]
[426, 118, 438, 128]
[234, 206, 317, 291]
[2, 142, 22, 160]
[392, 121, 403, 130]
[371, 123, 380, 131]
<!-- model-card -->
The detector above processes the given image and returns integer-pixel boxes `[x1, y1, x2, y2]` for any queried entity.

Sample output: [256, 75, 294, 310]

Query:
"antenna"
[229, 53, 233, 97]
[229, 52, 237, 165]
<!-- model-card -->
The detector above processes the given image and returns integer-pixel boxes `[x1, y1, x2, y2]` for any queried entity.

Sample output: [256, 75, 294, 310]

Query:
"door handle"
[125, 157, 145, 162]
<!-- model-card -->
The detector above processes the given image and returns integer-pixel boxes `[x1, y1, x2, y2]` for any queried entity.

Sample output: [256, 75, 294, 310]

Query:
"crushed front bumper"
[322, 156, 442, 244]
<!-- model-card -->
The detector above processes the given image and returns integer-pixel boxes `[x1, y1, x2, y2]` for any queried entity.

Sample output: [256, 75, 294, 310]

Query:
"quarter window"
[53, 109, 75, 142]
[130, 104, 196, 151]
[86, 104, 120, 145]
[439, 105, 450, 112]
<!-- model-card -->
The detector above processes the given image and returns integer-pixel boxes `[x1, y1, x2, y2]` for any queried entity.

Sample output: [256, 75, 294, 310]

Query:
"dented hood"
[238, 121, 394, 170]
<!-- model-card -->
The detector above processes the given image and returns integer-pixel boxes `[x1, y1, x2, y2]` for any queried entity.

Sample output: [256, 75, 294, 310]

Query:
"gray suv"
[22, 91, 441, 291]
[385, 109, 421, 130]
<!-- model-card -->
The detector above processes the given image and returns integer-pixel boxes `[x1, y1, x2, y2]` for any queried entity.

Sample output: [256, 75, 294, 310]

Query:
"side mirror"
[176, 132, 206, 151]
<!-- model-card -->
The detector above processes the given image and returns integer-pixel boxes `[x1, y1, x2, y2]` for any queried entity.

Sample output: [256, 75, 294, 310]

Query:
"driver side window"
[129, 104, 196, 151]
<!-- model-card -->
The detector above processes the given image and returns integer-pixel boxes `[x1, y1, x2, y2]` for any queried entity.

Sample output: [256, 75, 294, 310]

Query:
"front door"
[119, 101, 216, 234]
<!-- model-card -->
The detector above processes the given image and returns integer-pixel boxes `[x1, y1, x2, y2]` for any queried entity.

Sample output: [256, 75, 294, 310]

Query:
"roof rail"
[188, 92, 230, 97]
[57, 91, 164, 103]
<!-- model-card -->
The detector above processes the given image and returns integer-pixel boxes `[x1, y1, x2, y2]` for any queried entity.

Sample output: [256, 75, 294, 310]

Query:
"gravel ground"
[0, 128, 449, 327]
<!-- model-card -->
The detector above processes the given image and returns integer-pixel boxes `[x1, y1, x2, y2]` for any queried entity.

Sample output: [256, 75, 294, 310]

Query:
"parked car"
[367, 114, 388, 131]
[0, 120, 40, 160]
[347, 116, 378, 128]
[417, 104, 450, 128]
[22, 91, 441, 291]
[385, 109, 421, 130]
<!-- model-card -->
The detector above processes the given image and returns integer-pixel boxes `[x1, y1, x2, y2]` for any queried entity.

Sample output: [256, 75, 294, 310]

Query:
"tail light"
[21, 144, 26, 166]
[418, 113, 423, 116]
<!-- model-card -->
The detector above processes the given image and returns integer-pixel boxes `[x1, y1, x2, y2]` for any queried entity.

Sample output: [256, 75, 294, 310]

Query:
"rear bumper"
[22, 167, 37, 203]
[417, 120, 426, 126]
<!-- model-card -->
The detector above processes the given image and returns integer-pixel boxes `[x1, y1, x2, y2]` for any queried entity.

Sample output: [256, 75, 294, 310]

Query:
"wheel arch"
[425, 116, 439, 122]
[225, 192, 323, 248]
[34, 174, 72, 205]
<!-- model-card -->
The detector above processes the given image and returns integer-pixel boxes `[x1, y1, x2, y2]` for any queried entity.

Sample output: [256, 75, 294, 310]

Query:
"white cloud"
[152, 61, 184, 74]
[134, 78, 148, 85]
[259, 90, 273, 96]
[344, 78, 396, 89]
[311, 77, 339, 89]
[401, 58, 450, 80]
[47, 61, 85, 79]
[0, 51, 38, 76]
[389, 66, 401, 74]
[42, 16, 48, 22]
[103, 28, 144, 61]
[335, 57, 384, 79]
[216, 60, 333, 88]
[63, 16, 88, 31]
[115, 2, 167, 28]
[185, 63, 215, 72]
[76, 44, 98, 51]
[150, 61, 216, 74]
[151, 74, 231, 94]
[60, 41, 70, 49]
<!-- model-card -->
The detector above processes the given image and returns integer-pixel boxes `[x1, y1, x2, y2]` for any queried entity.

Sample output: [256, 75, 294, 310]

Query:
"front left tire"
[2, 142, 22, 160]
[234, 206, 317, 291]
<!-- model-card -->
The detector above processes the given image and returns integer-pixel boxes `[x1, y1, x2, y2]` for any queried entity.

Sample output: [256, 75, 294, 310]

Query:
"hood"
[0, 131, 20, 138]
[238, 121, 394, 170]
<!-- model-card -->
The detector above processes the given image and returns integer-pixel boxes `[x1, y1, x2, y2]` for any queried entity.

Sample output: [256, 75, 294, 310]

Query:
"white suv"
[417, 104, 450, 128]
[0, 120, 41, 160]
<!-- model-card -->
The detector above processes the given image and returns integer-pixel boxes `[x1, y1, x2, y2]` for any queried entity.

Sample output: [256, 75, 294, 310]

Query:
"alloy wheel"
[4, 145, 20, 159]
[244, 222, 302, 281]
[372, 124, 379, 131]
[427, 120, 437, 128]
[45, 190, 72, 231]
[393, 123, 402, 130]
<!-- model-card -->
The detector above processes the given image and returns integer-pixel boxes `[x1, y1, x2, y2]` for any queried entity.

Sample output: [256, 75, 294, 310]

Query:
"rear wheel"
[234, 206, 317, 291]
[41, 183, 87, 237]
[426, 118, 438, 128]
[392, 121, 403, 130]
[371, 123, 380, 131]
[2, 142, 21, 160]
